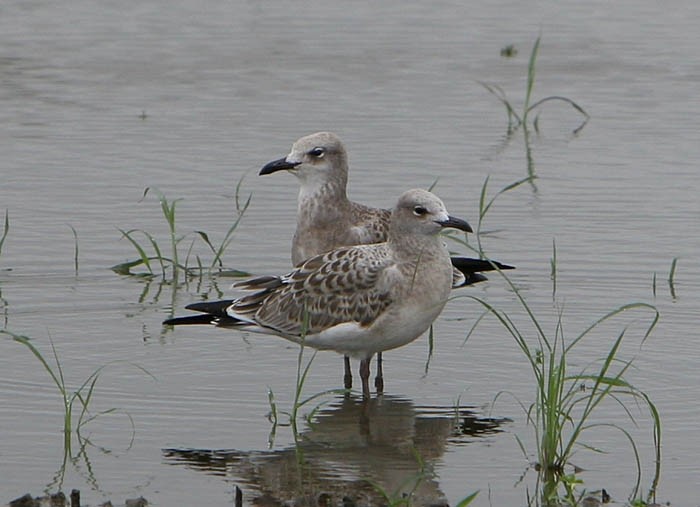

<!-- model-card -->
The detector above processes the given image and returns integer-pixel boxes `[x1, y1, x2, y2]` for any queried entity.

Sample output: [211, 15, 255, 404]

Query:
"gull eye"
[309, 147, 325, 158]
[413, 205, 428, 216]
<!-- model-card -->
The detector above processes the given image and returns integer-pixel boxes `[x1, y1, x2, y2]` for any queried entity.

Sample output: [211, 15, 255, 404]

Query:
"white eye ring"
[309, 147, 325, 158]
[413, 206, 428, 216]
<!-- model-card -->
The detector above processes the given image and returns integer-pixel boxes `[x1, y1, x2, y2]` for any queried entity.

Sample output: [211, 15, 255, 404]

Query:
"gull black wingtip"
[450, 257, 516, 288]
[163, 314, 218, 326]
[163, 299, 236, 327]
[438, 215, 473, 233]
[259, 157, 301, 175]
[450, 257, 516, 273]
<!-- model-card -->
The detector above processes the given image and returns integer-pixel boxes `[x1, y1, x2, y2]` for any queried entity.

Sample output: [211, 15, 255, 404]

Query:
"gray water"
[1, 1, 699, 505]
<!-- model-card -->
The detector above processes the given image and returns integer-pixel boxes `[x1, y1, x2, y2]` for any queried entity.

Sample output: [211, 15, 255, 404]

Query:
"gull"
[260, 131, 514, 391]
[164, 189, 472, 398]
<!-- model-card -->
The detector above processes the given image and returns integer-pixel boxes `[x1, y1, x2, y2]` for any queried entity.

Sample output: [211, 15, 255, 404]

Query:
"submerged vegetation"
[112, 183, 251, 281]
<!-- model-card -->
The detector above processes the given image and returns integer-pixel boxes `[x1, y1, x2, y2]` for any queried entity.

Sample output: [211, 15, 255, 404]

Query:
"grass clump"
[451, 176, 662, 505]
[470, 259, 660, 506]
[112, 182, 251, 281]
[480, 36, 589, 136]
[4, 330, 153, 456]
[480, 36, 590, 189]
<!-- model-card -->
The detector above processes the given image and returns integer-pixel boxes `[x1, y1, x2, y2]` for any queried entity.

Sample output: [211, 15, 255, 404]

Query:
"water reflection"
[125, 273, 231, 343]
[47, 433, 103, 495]
[164, 395, 508, 506]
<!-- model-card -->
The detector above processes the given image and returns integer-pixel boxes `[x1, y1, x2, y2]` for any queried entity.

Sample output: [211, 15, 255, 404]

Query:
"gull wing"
[231, 245, 397, 336]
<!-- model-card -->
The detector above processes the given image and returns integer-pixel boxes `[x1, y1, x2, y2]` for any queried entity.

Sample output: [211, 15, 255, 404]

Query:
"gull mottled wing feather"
[232, 245, 396, 336]
[346, 203, 391, 245]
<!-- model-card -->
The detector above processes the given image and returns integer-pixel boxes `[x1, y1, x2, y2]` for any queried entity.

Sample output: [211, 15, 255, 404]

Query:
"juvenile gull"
[164, 189, 472, 398]
[260, 131, 514, 391]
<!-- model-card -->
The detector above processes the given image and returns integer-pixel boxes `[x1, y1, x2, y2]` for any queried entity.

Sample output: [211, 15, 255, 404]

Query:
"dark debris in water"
[7, 491, 147, 507]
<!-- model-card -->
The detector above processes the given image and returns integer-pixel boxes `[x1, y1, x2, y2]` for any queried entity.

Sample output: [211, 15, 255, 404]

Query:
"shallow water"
[1, 1, 699, 505]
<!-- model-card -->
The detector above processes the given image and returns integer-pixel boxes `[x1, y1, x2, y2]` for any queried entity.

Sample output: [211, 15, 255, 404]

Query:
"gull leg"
[344, 355, 352, 389]
[359, 357, 372, 399]
[374, 352, 384, 394]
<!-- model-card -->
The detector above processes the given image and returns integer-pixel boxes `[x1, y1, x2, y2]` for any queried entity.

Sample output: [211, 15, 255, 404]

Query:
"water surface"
[1, 1, 698, 505]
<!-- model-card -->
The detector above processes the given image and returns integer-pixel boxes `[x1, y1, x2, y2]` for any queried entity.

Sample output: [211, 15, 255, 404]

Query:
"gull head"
[391, 189, 472, 237]
[259, 132, 348, 187]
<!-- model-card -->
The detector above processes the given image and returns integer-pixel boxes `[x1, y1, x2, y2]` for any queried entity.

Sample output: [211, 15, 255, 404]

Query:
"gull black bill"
[259, 157, 301, 175]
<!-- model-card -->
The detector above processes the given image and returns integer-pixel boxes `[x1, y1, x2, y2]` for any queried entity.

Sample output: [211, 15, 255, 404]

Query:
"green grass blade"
[423, 324, 435, 376]
[455, 491, 480, 507]
[68, 224, 79, 274]
[550, 238, 557, 298]
[48, 334, 66, 397]
[110, 258, 152, 276]
[117, 228, 153, 273]
[298, 388, 347, 409]
[0, 209, 9, 257]
[668, 257, 678, 299]
[478, 81, 522, 128]
[140, 230, 166, 276]
[478, 175, 489, 221]
[524, 36, 541, 115]
[462, 309, 489, 346]
[668, 257, 678, 283]
[211, 194, 253, 269]
[526, 95, 590, 133]
[7, 332, 63, 392]
[566, 302, 659, 353]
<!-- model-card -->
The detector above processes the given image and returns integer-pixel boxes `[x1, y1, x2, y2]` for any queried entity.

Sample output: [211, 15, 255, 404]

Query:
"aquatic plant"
[480, 36, 589, 136]
[470, 257, 660, 506]
[112, 181, 251, 280]
[480, 36, 590, 189]
[4, 330, 152, 456]
[450, 175, 662, 505]
[112, 188, 185, 279]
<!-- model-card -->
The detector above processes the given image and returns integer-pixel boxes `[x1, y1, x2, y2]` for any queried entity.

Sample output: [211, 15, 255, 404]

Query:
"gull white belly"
[304, 296, 448, 359]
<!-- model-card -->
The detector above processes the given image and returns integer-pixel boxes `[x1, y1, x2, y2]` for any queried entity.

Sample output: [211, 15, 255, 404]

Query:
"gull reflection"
[164, 394, 508, 506]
